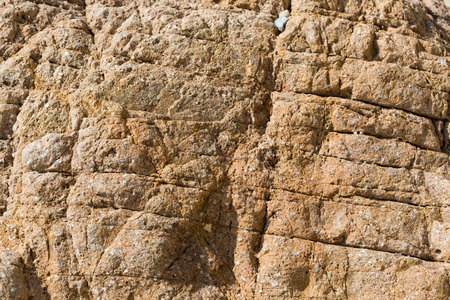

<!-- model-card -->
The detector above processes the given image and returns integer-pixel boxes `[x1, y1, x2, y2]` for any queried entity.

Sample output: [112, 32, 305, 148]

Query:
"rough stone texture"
[0, 0, 449, 299]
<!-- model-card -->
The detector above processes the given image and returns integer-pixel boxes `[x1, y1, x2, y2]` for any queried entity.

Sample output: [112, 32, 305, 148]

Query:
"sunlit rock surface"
[0, 0, 449, 298]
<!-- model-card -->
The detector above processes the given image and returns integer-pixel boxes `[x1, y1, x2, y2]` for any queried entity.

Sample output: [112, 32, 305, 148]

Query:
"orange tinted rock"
[0, 0, 449, 299]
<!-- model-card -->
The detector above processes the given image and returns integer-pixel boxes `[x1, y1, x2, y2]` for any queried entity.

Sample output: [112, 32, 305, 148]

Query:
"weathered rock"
[22, 133, 74, 173]
[0, 250, 30, 300]
[0, 0, 449, 299]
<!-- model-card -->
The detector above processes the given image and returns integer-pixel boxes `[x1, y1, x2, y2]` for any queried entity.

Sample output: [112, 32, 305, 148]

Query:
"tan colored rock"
[22, 133, 74, 173]
[0, 250, 30, 300]
[0, 0, 449, 299]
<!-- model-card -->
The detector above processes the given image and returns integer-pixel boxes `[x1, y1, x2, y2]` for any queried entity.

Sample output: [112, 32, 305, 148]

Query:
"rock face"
[0, 0, 449, 299]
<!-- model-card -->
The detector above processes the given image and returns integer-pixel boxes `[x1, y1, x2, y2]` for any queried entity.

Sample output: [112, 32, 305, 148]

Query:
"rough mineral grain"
[0, 0, 449, 299]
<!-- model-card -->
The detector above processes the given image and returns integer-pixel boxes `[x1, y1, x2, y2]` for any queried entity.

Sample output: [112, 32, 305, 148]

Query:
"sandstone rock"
[0, 250, 30, 300]
[0, 0, 449, 299]
[22, 133, 74, 173]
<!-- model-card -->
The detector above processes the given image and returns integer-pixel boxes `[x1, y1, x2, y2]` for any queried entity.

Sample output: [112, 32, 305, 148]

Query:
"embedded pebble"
[275, 16, 289, 32]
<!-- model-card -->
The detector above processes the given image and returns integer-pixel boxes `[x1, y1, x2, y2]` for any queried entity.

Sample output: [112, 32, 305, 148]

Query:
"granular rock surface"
[0, 0, 449, 299]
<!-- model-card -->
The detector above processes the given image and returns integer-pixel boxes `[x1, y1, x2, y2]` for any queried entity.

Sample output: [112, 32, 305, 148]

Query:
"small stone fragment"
[279, 10, 290, 18]
[275, 16, 289, 32]
[204, 223, 212, 232]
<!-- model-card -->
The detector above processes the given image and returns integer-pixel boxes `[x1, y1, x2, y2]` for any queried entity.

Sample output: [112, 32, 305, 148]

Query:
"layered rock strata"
[0, 0, 449, 299]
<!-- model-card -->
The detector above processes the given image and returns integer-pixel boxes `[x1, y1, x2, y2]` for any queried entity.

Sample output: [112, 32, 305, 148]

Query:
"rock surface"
[0, 0, 449, 299]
